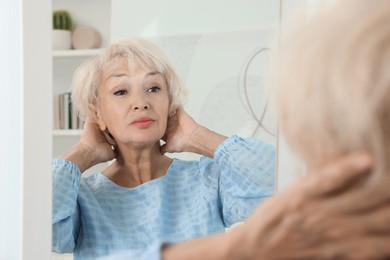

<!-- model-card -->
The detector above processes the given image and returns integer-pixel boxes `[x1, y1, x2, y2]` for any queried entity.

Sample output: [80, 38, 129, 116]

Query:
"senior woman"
[52, 38, 275, 259]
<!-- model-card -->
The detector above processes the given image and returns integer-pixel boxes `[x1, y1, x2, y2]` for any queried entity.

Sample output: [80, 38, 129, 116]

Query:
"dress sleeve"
[52, 159, 82, 253]
[214, 135, 276, 227]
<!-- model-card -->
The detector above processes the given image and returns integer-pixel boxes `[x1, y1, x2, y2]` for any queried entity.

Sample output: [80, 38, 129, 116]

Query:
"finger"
[321, 235, 390, 259]
[307, 177, 390, 214]
[303, 152, 373, 197]
[103, 130, 116, 146]
[162, 115, 178, 141]
[301, 198, 390, 239]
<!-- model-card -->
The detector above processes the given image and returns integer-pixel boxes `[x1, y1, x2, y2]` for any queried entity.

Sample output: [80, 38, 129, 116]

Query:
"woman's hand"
[61, 120, 116, 173]
[161, 107, 227, 157]
[229, 152, 390, 259]
[160, 107, 200, 154]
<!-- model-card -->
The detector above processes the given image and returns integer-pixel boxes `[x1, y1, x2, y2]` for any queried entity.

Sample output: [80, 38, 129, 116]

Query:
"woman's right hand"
[61, 121, 116, 173]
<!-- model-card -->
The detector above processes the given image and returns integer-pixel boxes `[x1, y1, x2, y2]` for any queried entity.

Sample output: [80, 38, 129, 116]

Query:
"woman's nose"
[133, 104, 149, 110]
[132, 90, 150, 111]
[132, 97, 149, 111]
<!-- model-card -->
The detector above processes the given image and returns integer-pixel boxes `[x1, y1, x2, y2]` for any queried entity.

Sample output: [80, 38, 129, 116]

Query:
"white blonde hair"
[71, 37, 188, 120]
[276, 0, 390, 179]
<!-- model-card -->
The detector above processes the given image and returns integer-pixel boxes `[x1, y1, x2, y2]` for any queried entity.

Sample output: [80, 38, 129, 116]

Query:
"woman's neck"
[102, 142, 172, 188]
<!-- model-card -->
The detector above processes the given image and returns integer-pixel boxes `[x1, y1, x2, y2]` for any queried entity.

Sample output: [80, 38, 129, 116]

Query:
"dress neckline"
[96, 158, 177, 191]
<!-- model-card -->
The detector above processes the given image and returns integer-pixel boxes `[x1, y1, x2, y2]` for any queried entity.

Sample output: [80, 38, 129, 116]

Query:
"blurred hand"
[231, 152, 390, 259]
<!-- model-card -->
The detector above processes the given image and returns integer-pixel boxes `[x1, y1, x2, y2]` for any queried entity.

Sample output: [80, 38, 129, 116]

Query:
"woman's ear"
[88, 103, 106, 131]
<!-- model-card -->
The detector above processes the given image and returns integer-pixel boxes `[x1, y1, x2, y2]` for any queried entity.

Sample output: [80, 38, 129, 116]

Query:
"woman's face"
[95, 61, 170, 147]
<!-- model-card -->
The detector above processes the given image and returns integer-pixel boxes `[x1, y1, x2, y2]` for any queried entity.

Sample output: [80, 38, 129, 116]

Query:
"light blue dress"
[52, 135, 275, 260]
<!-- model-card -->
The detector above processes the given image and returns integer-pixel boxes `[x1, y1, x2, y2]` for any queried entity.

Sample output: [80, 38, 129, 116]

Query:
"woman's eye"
[113, 90, 127, 96]
[147, 86, 161, 93]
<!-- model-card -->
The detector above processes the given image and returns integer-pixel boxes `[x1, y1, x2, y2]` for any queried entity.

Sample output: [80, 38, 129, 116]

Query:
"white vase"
[52, 30, 72, 50]
[72, 26, 102, 49]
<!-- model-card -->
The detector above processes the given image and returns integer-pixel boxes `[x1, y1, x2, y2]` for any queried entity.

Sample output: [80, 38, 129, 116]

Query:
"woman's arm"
[52, 160, 81, 253]
[162, 152, 390, 260]
[52, 121, 115, 252]
[215, 136, 276, 226]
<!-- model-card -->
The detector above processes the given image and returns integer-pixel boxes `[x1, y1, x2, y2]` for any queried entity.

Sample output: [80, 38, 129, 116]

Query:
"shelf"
[52, 48, 103, 58]
[53, 129, 83, 136]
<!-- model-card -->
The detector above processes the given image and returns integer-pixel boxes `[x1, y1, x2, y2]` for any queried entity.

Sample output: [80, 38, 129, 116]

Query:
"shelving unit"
[52, 0, 111, 171]
[52, 49, 98, 136]
[52, 0, 111, 150]
[51, 3, 111, 260]
[53, 129, 83, 136]
[53, 48, 103, 58]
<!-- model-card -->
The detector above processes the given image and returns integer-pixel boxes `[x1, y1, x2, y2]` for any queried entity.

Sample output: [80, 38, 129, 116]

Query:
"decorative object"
[72, 26, 102, 49]
[52, 10, 73, 50]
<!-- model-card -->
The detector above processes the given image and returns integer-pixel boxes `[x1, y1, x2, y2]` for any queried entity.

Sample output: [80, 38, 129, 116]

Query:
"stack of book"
[53, 92, 84, 129]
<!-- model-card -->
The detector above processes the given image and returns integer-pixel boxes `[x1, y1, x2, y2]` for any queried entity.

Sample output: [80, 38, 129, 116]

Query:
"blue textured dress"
[52, 135, 275, 260]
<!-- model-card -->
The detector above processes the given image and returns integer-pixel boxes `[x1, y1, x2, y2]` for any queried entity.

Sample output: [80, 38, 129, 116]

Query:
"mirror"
[110, 0, 279, 150]
[51, 0, 281, 259]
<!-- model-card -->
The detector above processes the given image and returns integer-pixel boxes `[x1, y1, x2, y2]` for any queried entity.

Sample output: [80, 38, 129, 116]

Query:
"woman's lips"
[131, 118, 155, 128]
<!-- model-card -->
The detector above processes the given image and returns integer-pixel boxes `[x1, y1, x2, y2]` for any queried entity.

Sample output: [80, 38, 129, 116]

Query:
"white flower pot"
[52, 30, 72, 50]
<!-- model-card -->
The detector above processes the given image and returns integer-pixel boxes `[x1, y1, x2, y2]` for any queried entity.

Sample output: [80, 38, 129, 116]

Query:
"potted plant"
[52, 10, 73, 50]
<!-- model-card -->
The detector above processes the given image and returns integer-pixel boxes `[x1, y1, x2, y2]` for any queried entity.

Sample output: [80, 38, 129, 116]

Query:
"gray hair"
[276, 0, 390, 180]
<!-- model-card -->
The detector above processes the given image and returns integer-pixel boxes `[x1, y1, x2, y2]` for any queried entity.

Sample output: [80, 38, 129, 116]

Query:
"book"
[53, 92, 83, 130]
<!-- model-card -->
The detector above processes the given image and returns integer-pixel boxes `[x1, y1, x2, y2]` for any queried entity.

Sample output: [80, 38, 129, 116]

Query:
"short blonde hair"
[277, 0, 390, 177]
[72, 37, 188, 120]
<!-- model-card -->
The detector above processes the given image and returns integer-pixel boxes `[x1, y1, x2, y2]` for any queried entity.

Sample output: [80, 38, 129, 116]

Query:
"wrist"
[224, 222, 267, 260]
[186, 126, 227, 158]
[61, 143, 97, 173]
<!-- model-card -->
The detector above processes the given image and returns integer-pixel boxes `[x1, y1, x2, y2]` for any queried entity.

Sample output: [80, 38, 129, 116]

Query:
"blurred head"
[71, 37, 188, 122]
[277, 0, 390, 175]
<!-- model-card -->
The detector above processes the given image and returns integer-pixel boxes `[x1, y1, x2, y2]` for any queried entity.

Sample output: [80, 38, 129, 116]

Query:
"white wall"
[0, 0, 52, 259]
[111, 0, 280, 39]
[22, 0, 52, 258]
[0, 1, 23, 258]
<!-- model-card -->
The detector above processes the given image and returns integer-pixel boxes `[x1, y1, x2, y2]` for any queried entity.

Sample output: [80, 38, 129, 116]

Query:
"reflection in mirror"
[111, 0, 279, 147]
[51, 1, 280, 259]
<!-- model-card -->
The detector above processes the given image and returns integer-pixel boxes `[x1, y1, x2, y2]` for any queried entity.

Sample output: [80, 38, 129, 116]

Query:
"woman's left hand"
[160, 107, 227, 157]
[160, 107, 200, 154]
